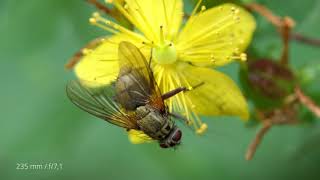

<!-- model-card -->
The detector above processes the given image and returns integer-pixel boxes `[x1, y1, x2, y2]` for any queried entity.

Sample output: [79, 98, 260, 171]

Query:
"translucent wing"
[118, 41, 165, 111]
[66, 80, 138, 129]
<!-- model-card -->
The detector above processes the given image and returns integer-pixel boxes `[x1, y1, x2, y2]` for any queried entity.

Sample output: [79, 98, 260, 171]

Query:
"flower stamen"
[168, 0, 177, 40]
[196, 123, 208, 135]
[180, 13, 239, 49]
[181, 4, 206, 41]
[90, 12, 146, 42]
[159, 25, 165, 45]
[179, 6, 241, 50]
[190, 0, 203, 18]
[113, 2, 153, 40]
[162, 0, 169, 31]
[133, 0, 157, 40]
[228, 52, 247, 61]
[89, 14, 118, 34]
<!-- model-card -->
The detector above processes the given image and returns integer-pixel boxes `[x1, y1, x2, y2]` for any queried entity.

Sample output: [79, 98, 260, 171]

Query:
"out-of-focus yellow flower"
[72, 0, 256, 135]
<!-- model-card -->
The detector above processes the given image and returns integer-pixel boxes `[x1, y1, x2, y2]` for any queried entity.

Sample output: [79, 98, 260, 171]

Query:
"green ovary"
[153, 41, 177, 65]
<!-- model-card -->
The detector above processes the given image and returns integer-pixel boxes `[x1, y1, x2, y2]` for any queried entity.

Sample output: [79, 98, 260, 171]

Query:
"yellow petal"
[127, 129, 154, 144]
[74, 34, 144, 87]
[152, 62, 248, 133]
[116, 0, 183, 42]
[176, 3, 256, 66]
[180, 63, 249, 120]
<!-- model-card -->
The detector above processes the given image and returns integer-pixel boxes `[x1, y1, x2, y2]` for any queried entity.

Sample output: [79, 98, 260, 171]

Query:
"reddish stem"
[295, 86, 320, 118]
[245, 121, 272, 160]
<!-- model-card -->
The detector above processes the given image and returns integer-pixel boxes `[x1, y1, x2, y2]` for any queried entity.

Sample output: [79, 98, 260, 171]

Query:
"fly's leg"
[169, 112, 194, 130]
[169, 112, 189, 124]
[162, 87, 188, 100]
[162, 82, 205, 100]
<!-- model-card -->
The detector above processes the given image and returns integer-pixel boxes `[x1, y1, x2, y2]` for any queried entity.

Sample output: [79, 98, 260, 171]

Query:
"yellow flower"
[71, 0, 256, 135]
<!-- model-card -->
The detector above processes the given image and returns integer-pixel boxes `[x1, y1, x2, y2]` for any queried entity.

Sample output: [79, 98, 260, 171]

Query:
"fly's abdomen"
[136, 106, 173, 140]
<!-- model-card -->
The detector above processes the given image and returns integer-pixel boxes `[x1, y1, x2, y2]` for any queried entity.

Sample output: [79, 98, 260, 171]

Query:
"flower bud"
[247, 59, 295, 99]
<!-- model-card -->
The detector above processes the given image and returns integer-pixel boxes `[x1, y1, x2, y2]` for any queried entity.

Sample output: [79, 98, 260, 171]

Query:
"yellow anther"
[201, 5, 206, 12]
[231, 7, 239, 15]
[190, 0, 203, 17]
[210, 54, 216, 62]
[89, 17, 97, 24]
[124, 3, 129, 10]
[92, 12, 100, 18]
[240, 53, 247, 61]
[196, 123, 208, 135]
[82, 48, 91, 55]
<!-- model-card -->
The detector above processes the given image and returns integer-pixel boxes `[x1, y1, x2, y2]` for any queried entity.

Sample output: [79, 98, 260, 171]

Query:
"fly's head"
[159, 126, 182, 148]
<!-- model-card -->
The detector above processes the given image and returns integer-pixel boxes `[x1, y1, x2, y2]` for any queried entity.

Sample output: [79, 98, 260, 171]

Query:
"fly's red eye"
[160, 143, 169, 148]
[172, 130, 182, 142]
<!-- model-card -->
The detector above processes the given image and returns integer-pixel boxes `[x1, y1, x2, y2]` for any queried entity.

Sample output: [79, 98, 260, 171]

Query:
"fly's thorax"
[136, 105, 173, 140]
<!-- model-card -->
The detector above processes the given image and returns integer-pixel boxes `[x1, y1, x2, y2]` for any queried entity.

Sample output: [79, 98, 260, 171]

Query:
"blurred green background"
[1, 0, 320, 179]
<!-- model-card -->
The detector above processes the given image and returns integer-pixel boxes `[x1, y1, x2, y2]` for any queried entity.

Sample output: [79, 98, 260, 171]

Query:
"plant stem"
[295, 86, 320, 118]
[290, 32, 320, 46]
[245, 121, 272, 160]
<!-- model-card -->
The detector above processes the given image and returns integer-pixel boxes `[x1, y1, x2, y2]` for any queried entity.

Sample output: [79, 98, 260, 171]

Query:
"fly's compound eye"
[172, 129, 182, 142]
[160, 143, 169, 148]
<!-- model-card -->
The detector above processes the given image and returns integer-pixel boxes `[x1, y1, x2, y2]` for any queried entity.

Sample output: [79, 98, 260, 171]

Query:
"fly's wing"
[66, 80, 138, 129]
[118, 41, 165, 111]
